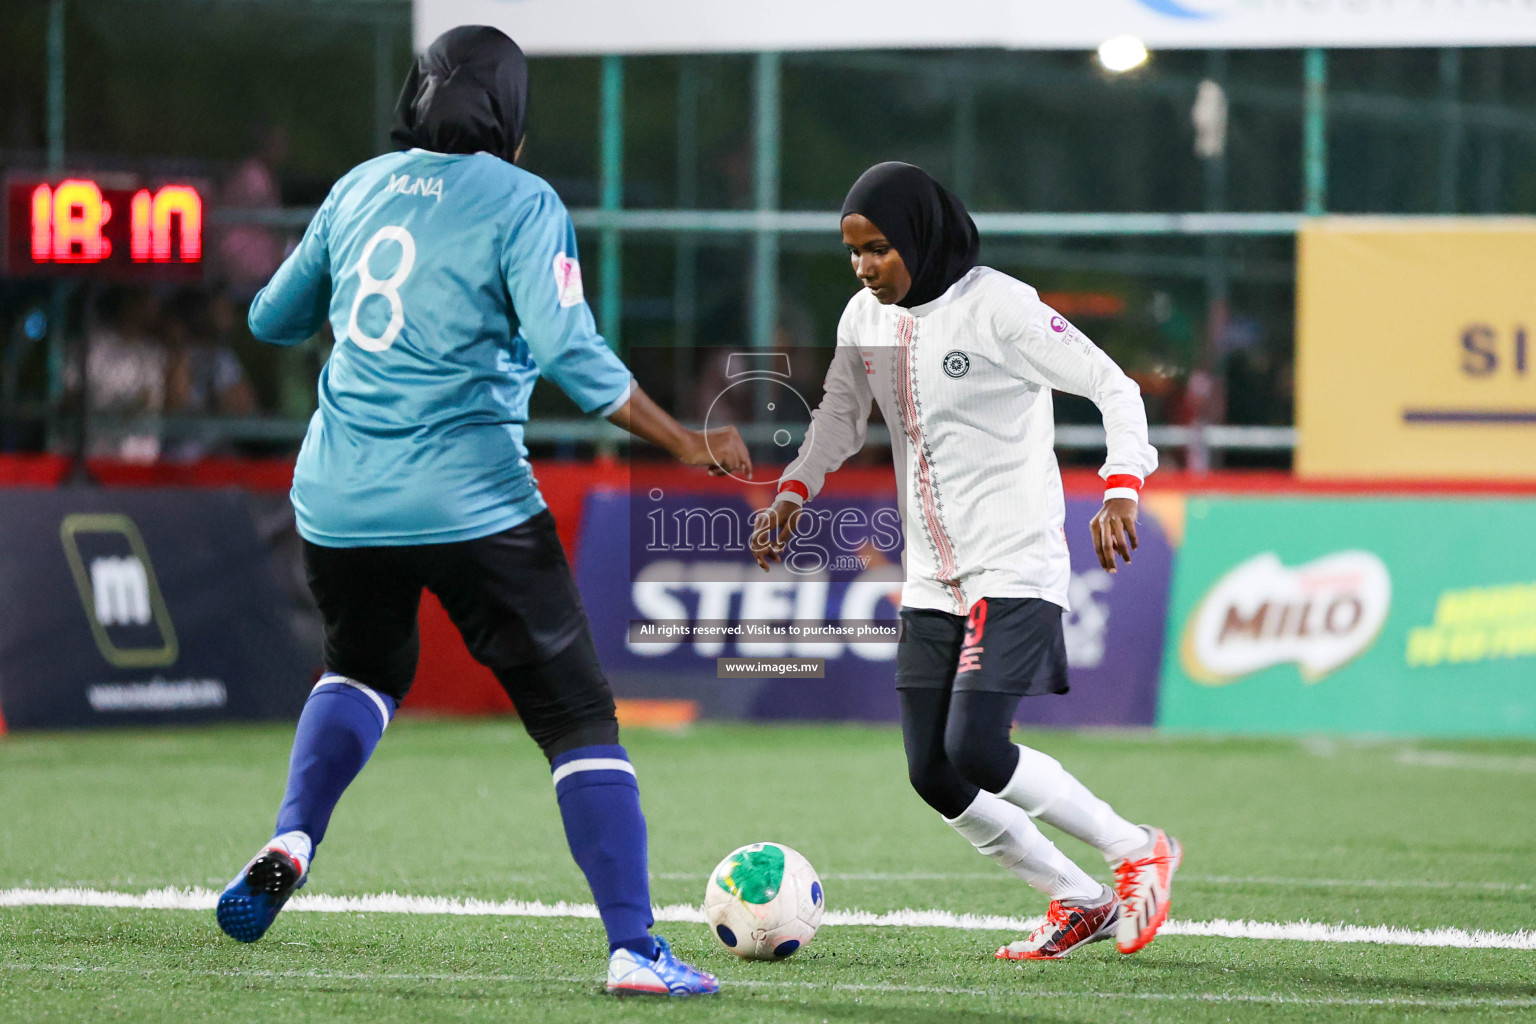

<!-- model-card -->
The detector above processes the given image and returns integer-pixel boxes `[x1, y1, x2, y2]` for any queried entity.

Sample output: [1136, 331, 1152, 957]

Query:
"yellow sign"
[1296, 219, 1536, 479]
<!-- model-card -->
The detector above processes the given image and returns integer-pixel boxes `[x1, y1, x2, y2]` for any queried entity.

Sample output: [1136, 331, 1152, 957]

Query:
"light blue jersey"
[249, 149, 633, 547]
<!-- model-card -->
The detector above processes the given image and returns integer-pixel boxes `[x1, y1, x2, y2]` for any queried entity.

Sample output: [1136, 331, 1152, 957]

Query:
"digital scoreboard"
[4, 176, 206, 282]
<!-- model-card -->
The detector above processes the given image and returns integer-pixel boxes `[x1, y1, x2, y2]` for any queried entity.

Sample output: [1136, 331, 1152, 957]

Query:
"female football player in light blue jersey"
[216, 26, 743, 997]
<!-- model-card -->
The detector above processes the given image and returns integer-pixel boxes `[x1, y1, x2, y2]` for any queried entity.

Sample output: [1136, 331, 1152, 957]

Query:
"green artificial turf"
[3, 719, 1534, 1022]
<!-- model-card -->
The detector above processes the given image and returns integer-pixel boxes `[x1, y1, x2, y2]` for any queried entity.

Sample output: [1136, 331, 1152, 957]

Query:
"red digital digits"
[26, 179, 201, 266]
[32, 180, 113, 263]
[130, 185, 202, 263]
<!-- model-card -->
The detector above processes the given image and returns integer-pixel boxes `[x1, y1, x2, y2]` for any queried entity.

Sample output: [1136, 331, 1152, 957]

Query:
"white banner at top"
[415, 0, 1536, 54]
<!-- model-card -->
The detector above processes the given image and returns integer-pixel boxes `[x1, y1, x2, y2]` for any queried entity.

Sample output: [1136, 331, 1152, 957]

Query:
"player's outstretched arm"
[249, 194, 333, 346]
[748, 340, 872, 573]
[607, 384, 752, 478]
[994, 289, 1157, 574]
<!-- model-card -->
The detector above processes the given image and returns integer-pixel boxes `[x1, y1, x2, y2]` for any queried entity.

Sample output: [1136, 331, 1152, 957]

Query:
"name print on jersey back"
[384, 172, 445, 202]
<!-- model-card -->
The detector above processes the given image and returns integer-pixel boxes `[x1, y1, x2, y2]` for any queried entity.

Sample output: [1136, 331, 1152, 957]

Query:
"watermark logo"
[1182, 550, 1390, 684]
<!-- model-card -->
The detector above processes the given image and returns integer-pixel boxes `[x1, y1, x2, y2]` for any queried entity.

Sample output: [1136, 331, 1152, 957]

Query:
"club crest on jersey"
[553, 253, 584, 308]
[942, 350, 970, 379]
[384, 173, 444, 202]
[1050, 315, 1069, 333]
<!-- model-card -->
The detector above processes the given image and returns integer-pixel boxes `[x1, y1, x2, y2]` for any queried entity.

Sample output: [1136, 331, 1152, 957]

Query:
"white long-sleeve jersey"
[778, 267, 1157, 615]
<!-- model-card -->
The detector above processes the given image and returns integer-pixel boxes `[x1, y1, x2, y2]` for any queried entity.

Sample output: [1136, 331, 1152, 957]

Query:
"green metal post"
[47, 0, 65, 173]
[1196, 50, 1230, 476]
[750, 52, 781, 353]
[672, 56, 700, 411]
[1438, 48, 1463, 214]
[1303, 48, 1327, 217]
[600, 55, 625, 349]
[951, 62, 976, 204]
[373, 20, 394, 156]
[46, 0, 67, 425]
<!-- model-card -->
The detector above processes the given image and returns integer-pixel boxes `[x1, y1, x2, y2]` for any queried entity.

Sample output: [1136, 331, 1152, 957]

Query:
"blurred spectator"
[166, 289, 257, 417]
[77, 286, 169, 462]
[220, 125, 289, 297]
[164, 288, 259, 460]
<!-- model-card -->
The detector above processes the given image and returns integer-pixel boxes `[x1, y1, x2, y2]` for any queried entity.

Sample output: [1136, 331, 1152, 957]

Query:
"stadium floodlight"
[1097, 36, 1149, 74]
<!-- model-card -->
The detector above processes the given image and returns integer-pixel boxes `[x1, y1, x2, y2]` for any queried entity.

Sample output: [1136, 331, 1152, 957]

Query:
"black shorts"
[302, 511, 614, 746]
[895, 597, 1069, 697]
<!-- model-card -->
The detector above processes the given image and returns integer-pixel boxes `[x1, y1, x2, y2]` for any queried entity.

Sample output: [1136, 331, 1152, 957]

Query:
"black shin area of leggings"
[506, 635, 621, 760]
[943, 689, 1024, 794]
[899, 688, 980, 819]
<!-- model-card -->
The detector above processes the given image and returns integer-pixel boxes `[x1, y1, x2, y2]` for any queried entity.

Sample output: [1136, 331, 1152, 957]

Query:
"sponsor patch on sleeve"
[1046, 309, 1090, 349]
[553, 252, 584, 308]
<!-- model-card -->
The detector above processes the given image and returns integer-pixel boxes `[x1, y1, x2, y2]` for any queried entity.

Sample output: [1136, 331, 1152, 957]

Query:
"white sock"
[268, 830, 313, 875]
[943, 790, 1102, 903]
[997, 745, 1149, 864]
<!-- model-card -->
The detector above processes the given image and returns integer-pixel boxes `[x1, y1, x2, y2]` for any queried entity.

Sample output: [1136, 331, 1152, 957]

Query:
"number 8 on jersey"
[347, 225, 417, 352]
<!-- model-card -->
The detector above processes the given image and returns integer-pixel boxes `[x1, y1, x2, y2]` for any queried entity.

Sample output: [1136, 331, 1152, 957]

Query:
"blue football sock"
[274, 675, 396, 851]
[551, 744, 657, 960]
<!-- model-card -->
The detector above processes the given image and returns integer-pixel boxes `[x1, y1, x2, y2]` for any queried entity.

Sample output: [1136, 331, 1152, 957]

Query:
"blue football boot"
[605, 935, 720, 996]
[216, 832, 310, 943]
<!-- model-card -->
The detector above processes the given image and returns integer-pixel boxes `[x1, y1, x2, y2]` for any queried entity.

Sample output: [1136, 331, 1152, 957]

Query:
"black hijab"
[841, 162, 980, 309]
[391, 26, 529, 164]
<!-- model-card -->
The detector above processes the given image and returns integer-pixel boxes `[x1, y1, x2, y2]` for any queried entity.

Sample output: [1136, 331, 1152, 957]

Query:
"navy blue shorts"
[895, 597, 1069, 697]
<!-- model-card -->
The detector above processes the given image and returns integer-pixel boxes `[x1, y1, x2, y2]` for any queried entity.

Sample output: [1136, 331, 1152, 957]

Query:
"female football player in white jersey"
[750, 162, 1181, 960]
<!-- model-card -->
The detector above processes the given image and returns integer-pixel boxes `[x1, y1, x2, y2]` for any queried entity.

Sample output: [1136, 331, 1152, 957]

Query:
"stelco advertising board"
[575, 488, 1173, 726]
[1158, 497, 1536, 737]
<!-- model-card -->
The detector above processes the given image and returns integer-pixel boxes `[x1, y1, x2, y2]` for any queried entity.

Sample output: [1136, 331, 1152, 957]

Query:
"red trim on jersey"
[894, 313, 965, 612]
[779, 480, 809, 502]
[1104, 474, 1144, 492]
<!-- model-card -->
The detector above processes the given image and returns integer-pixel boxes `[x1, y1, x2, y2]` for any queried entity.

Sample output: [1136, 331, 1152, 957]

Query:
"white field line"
[2, 886, 1534, 951]
[1395, 749, 1536, 773]
[3, 962, 1535, 1009]
[715, 872, 1532, 893]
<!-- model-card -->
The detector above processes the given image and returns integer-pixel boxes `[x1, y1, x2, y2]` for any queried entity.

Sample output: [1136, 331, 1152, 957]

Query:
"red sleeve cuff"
[1104, 474, 1144, 492]
[779, 480, 810, 502]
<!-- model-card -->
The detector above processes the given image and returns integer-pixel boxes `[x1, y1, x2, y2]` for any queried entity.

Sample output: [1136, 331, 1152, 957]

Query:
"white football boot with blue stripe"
[606, 936, 719, 996]
[216, 831, 311, 943]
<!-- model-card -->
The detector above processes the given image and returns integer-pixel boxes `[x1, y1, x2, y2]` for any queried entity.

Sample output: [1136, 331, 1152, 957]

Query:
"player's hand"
[1090, 497, 1139, 574]
[750, 498, 803, 572]
[677, 426, 753, 478]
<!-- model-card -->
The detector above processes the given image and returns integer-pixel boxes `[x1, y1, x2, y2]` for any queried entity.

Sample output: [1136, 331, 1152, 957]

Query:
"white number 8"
[347, 225, 417, 352]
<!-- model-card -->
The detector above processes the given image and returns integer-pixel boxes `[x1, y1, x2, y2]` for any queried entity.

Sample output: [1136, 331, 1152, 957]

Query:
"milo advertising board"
[1158, 498, 1536, 737]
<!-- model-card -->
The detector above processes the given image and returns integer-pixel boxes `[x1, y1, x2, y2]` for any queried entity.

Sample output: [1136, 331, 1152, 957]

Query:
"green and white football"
[703, 842, 824, 960]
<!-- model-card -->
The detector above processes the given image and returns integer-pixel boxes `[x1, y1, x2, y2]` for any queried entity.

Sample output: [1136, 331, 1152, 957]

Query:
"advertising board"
[419, 0, 1536, 54]
[1158, 497, 1536, 737]
[1296, 220, 1536, 481]
[575, 487, 1171, 725]
[0, 490, 312, 730]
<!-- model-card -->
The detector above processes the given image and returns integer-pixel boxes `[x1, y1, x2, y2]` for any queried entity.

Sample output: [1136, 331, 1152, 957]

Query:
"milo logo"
[1182, 551, 1391, 685]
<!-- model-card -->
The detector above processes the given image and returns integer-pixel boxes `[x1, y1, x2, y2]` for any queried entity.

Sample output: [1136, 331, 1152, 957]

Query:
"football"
[703, 842, 825, 960]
